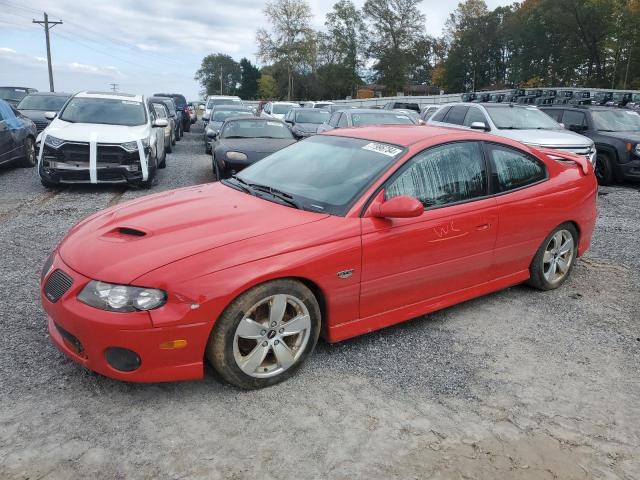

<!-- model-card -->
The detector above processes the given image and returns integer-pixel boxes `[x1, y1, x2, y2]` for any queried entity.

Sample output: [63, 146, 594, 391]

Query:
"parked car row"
[463, 88, 640, 108]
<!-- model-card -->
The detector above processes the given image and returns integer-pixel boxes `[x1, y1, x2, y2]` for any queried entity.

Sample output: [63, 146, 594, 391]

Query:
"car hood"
[596, 130, 640, 142]
[495, 128, 592, 147]
[295, 122, 321, 133]
[58, 183, 328, 284]
[218, 137, 296, 154]
[18, 109, 48, 121]
[44, 118, 151, 143]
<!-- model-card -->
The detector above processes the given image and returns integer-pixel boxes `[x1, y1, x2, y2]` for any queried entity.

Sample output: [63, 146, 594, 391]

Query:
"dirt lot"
[0, 123, 638, 479]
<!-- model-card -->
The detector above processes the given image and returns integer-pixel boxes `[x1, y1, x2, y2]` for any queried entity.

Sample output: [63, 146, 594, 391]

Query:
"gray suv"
[428, 103, 596, 166]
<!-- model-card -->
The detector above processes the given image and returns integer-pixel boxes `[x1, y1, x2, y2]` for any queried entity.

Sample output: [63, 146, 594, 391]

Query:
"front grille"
[34, 119, 49, 132]
[541, 145, 591, 156]
[44, 269, 73, 303]
[44, 143, 139, 166]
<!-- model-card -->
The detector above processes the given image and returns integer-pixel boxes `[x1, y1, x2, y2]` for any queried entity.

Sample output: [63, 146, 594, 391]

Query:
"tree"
[195, 54, 241, 95]
[237, 58, 261, 100]
[256, 0, 316, 100]
[258, 74, 278, 99]
[363, 0, 427, 94]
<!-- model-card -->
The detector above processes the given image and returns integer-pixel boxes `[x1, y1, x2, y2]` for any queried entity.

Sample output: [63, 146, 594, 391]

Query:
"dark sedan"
[0, 99, 37, 168]
[16, 92, 71, 133]
[204, 105, 254, 153]
[210, 117, 296, 179]
[0, 86, 38, 107]
[283, 108, 330, 139]
[317, 108, 416, 133]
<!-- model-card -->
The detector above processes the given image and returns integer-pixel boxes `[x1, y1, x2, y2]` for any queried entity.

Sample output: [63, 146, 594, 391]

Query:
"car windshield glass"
[352, 112, 414, 126]
[17, 95, 69, 111]
[273, 104, 294, 114]
[212, 110, 252, 122]
[236, 135, 402, 215]
[207, 98, 241, 108]
[592, 110, 640, 131]
[221, 119, 293, 139]
[295, 110, 329, 124]
[59, 97, 146, 126]
[0, 87, 28, 102]
[486, 106, 560, 129]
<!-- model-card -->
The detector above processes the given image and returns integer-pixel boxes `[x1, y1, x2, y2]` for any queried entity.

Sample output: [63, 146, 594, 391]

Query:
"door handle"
[476, 223, 491, 231]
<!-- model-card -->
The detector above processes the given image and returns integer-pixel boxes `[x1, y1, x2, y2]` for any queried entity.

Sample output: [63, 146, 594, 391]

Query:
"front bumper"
[620, 155, 640, 180]
[39, 164, 148, 185]
[41, 254, 210, 382]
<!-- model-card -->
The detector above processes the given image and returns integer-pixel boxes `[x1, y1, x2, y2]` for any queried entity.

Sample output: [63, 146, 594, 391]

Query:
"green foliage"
[194, 53, 242, 96]
[258, 74, 278, 99]
[237, 58, 261, 100]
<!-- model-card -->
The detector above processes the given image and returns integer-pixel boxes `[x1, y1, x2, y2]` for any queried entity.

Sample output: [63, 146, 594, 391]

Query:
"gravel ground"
[0, 123, 639, 479]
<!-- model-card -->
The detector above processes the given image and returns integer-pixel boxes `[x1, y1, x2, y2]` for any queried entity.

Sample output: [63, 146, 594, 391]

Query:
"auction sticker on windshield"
[362, 142, 403, 157]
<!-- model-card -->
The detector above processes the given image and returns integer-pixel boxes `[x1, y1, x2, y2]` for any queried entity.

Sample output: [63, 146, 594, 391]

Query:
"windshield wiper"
[245, 182, 303, 210]
[223, 135, 248, 139]
[224, 176, 255, 195]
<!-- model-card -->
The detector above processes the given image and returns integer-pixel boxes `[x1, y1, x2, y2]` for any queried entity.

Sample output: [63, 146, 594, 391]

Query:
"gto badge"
[337, 269, 354, 279]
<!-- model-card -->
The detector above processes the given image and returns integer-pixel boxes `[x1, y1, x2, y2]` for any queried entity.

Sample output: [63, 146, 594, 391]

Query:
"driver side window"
[337, 114, 349, 127]
[386, 142, 487, 209]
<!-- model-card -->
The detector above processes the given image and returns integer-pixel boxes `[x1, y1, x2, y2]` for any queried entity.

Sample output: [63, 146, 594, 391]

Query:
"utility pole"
[109, 83, 119, 92]
[220, 65, 223, 95]
[33, 12, 63, 92]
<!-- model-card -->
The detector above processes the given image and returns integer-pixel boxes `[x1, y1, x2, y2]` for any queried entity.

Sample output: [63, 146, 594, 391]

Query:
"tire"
[206, 279, 321, 389]
[595, 152, 615, 186]
[184, 121, 190, 133]
[171, 130, 176, 146]
[179, 124, 183, 138]
[213, 156, 221, 180]
[19, 137, 36, 167]
[205, 142, 211, 154]
[527, 223, 578, 291]
[40, 178, 58, 188]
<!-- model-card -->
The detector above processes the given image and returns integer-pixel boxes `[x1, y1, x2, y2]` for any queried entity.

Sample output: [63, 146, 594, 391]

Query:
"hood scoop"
[100, 226, 148, 242]
[118, 227, 146, 237]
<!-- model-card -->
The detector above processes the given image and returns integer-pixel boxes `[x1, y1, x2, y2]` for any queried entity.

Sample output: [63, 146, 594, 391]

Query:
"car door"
[360, 141, 498, 318]
[0, 101, 19, 163]
[483, 142, 550, 278]
[0, 107, 12, 163]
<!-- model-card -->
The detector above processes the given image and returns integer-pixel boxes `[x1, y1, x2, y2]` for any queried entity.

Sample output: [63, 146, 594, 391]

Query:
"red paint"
[41, 126, 598, 382]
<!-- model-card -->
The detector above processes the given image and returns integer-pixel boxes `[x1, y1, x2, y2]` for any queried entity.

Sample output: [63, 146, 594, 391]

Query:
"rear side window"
[386, 141, 487, 208]
[487, 144, 546, 192]
[443, 106, 470, 125]
[562, 110, 586, 128]
[338, 114, 349, 127]
[431, 106, 451, 122]
[463, 107, 488, 127]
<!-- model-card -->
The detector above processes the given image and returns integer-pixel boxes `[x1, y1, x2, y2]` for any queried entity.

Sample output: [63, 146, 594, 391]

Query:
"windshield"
[592, 110, 640, 131]
[221, 119, 293, 139]
[59, 97, 146, 126]
[17, 94, 69, 111]
[207, 98, 241, 108]
[273, 104, 295, 114]
[352, 112, 414, 126]
[211, 109, 252, 122]
[0, 87, 29, 102]
[295, 110, 329, 124]
[236, 136, 402, 215]
[486, 106, 560, 129]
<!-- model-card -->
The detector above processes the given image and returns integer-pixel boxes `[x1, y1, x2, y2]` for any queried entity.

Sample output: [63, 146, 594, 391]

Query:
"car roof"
[541, 105, 610, 111]
[212, 104, 252, 110]
[327, 125, 472, 147]
[207, 95, 241, 99]
[291, 107, 328, 113]
[23, 91, 71, 97]
[346, 108, 413, 114]
[271, 101, 299, 105]
[77, 91, 143, 101]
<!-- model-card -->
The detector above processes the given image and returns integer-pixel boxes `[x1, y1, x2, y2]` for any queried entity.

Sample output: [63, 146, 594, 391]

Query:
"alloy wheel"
[233, 294, 311, 378]
[542, 229, 574, 283]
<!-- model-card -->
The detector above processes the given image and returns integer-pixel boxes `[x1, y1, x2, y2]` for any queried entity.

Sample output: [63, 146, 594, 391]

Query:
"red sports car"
[41, 126, 597, 389]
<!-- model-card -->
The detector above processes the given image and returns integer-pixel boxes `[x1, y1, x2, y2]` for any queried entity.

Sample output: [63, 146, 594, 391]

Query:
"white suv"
[204, 95, 243, 122]
[428, 103, 596, 165]
[37, 91, 167, 188]
[261, 102, 299, 120]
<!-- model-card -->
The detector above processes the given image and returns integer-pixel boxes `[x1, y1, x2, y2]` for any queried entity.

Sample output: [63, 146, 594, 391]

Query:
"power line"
[109, 83, 119, 92]
[33, 12, 63, 92]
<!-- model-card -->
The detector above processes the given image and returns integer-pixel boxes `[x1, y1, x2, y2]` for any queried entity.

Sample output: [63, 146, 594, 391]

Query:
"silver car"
[428, 103, 596, 165]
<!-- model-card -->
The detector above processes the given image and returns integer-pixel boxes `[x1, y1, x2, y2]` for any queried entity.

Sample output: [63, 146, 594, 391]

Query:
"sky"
[0, 0, 510, 100]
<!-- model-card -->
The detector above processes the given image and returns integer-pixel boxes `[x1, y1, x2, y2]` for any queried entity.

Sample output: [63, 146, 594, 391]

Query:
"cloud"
[0, 47, 17, 54]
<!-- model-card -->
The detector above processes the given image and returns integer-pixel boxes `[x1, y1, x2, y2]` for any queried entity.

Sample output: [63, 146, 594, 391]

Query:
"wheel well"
[292, 276, 327, 329]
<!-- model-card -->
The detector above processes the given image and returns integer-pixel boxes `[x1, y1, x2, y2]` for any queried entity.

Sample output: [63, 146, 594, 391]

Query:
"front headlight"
[121, 138, 150, 152]
[226, 151, 248, 161]
[77, 280, 166, 312]
[44, 135, 65, 149]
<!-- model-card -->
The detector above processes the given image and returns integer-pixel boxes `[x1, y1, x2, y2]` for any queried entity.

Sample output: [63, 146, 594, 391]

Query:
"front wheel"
[595, 152, 615, 185]
[19, 137, 36, 167]
[184, 121, 190, 133]
[527, 223, 578, 290]
[206, 279, 321, 389]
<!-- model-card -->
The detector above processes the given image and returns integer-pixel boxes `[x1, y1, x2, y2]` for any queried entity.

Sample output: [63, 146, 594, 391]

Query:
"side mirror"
[285, 119, 294, 124]
[558, 123, 565, 129]
[372, 195, 423, 219]
[44, 111, 56, 120]
[152, 118, 168, 128]
[206, 130, 218, 140]
[470, 121, 489, 131]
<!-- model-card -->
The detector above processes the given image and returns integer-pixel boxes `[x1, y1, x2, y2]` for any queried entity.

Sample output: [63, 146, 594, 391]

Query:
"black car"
[382, 101, 420, 113]
[541, 105, 640, 184]
[0, 86, 38, 107]
[317, 108, 416, 133]
[606, 92, 632, 108]
[283, 108, 330, 139]
[154, 93, 190, 132]
[593, 92, 613, 106]
[209, 117, 296, 179]
[0, 99, 37, 168]
[16, 92, 71, 133]
[204, 105, 254, 153]
[487, 93, 505, 103]
[152, 96, 181, 142]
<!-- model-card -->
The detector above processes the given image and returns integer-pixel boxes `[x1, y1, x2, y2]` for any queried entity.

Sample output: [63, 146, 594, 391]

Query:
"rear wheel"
[184, 120, 190, 133]
[40, 177, 58, 188]
[595, 152, 615, 185]
[206, 279, 321, 389]
[527, 223, 578, 290]
[19, 137, 36, 167]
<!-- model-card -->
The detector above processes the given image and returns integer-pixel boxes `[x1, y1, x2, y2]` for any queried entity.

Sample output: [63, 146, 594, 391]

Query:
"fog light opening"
[105, 347, 141, 372]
